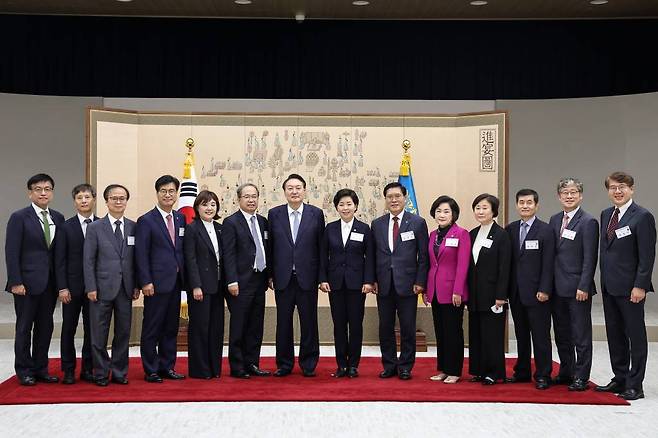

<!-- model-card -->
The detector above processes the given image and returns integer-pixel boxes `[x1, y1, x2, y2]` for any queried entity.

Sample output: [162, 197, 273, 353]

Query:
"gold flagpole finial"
[400, 139, 411, 176]
[183, 138, 195, 179]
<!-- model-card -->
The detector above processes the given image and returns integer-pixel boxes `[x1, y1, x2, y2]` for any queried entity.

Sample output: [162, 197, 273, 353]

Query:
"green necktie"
[41, 210, 51, 248]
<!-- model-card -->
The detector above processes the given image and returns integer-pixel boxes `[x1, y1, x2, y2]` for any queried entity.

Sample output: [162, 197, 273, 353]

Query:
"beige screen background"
[89, 110, 507, 308]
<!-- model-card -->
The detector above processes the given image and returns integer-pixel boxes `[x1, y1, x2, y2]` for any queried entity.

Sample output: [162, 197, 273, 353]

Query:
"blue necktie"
[292, 210, 300, 243]
[250, 216, 266, 271]
[519, 222, 528, 249]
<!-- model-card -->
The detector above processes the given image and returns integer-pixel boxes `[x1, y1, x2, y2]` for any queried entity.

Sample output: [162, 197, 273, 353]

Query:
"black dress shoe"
[111, 376, 129, 385]
[398, 370, 412, 380]
[469, 376, 483, 382]
[379, 369, 397, 379]
[347, 367, 359, 378]
[159, 369, 185, 380]
[618, 388, 644, 401]
[505, 376, 531, 384]
[230, 370, 251, 379]
[332, 368, 348, 378]
[246, 364, 271, 376]
[144, 373, 164, 383]
[80, 371, 95, 383]
[302, 369, 316, 377]
[95, 377, 109, 387]
[482, 376, 496, 385]
[553, 375, 573, 385]
[62, 372, 75, 385]
[535, 378, 550, 390]
[568, 378, 589, 392]
[273, 368, 292, 377]
[19, 376, 36, 386]
[35, 374, 59, 383]
[594, 380, 624, 393]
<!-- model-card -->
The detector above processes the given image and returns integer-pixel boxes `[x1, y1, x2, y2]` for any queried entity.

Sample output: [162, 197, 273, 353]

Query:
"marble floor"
[0, 340, 656, 438]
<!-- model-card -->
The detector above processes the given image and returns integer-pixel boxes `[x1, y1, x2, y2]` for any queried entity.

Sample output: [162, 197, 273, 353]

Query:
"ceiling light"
[589, 0, 608, 4]
[352, 1, 370, 6]
[470, 1, 488, 5]
[234, 0, 252, 5]
[116, 0, 133, 2]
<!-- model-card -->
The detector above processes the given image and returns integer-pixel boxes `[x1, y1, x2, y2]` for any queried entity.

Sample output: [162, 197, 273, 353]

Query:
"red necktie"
[392, 216, 400, 250]
[606, 208, 619, 241]
[166, 214, 176, 246]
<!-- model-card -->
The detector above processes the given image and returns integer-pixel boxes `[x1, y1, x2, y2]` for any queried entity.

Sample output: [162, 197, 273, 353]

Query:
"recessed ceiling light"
[352, 1, 370, 6]
[234, 0, 252, 5]
[116, 0, 133, 3]
[470, 1, 488, 5]
[589, 0, 608, 4]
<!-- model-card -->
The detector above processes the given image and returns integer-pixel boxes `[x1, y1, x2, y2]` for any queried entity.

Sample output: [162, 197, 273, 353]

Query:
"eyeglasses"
[31, 186, 53, 193]
[240, 195, 259, 200]
[108, 196, 127, 203]
[158, 189, 177, 196]
[385, 193, 404, 200]
[608, 184, 630, 192]
[559, 190, 580, 197]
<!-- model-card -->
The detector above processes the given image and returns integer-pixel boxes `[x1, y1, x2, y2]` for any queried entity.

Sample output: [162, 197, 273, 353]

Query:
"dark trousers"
[187, 291, 224, 378]
[89, 289, 132, 379]
[510, 293, 553, 380]
[140, 281, 181, 374]
[377, 281, 418, 372]
[329, 288, 366, 369]
[602, 290, 648, 390]
[274, 274, 319, 372]
[551, 294, 593, 380]
[13, 288, 58, 378]
[226, 286, 265, 373]
[431, 296, 464, 376]
[468, 309, 507, 380]
[60, 293, 92, 374]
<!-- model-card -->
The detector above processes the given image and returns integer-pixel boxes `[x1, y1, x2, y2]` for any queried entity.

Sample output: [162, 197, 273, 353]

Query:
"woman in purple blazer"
[424, 196, 471, 383]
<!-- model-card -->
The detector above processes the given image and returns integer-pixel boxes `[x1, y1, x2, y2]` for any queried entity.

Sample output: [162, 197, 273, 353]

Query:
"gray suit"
[83, 215, 136, 380]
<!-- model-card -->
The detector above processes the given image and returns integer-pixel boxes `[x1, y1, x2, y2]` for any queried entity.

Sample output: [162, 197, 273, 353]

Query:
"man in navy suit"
[136, 175, 186, 383]
[549, 178, 598, 391]
[5, 173, 64, 385]
[268, 174, 325, 377]
[222, 183, 271, 378]
[55, 183, 99, 384]
[505, 188, 555, 390]
[595, 172, 656, 401]
[371, 182, 429, 380]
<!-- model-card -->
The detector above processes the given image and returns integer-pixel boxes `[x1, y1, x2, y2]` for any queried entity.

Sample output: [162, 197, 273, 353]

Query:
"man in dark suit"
[371, 182, 429, 380]
[84, 184, 140, 386]
[222, 183, 271, 378]
[55, 183, 99, 384]
[505, 188, 555, 390]
[5, 173, 65, 385]
[595, 171, 656, 401]
[136, 175, 186, 383]
[268, 174, 325, 377]
[549, 178, 599, 391]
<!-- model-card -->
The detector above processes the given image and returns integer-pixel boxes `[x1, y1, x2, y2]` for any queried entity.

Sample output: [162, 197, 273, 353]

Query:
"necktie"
[392, 216, 400, 251]
[519, 222, 528, 249]
[114, 220, 123, 248]
[83, 218, 92, 238]
[84, 218, 92, 224]
[559, 212, 570, 238]
[250, 216, 266, 271]
[166, 214, 176, 246]
[607, 208, 620, 241]
[292, 210, 300, 243]
[41, 210, 51, 248]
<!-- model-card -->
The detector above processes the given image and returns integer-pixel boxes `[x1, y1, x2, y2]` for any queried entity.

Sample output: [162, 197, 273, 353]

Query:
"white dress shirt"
[156, 205, 175, 225]
[241, 209, 267, 269]
[388, 211, 405, 252]
[341, 218, 354, 246]
[472, 222, 493, 265]
[32, 203, 56, 243]
[287, 203, 304, 237]
[615, 198, 633, 221]
[201, 219, 220, 261]
[78, 213, 93, 238]
[108, 215, 125, 238]
[519, 215, 536, 242]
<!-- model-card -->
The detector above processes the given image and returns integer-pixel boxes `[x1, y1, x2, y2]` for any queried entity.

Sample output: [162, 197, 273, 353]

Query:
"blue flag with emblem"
[397, 140, 419, 215]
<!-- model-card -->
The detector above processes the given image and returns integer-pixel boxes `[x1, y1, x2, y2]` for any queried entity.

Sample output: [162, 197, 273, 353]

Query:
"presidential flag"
[398, 140, 419, 215]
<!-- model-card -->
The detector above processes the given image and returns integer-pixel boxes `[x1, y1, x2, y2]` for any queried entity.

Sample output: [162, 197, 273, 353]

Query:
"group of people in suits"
[4, 170, 655, 401]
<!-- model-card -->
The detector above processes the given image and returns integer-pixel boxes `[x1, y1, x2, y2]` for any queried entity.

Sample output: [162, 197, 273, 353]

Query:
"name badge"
[263, 231, 268, 239]
[445, 238, 459, 247]
[615, 226, 631, 239]
[525, 240, 539, 250]
[178, 228, 185, 237]
[400, 231, 415, 241]
[127, 236, 135, 246]
[482, 238, 493, 248]
[350, 232, 364, 242]
[561, 229, 576, 240]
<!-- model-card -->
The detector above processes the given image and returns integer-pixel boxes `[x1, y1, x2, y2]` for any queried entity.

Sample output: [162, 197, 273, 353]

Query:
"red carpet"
[0, 357, 628, 405]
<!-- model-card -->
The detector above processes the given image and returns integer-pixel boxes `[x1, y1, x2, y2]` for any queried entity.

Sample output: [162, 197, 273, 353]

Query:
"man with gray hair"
[549, 177, 599, 391]
[221, 183, 271, 378]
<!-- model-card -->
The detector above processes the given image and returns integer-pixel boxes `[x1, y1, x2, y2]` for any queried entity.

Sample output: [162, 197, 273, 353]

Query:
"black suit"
[600, 202, 656, 391]
[506, 218, 555, 381]
[55, 215, 98, 376]
[221, 210, 270, 374]
[467, 222, 511, 381]
[549, 208, 598, 381]
[319, 218, 375, 369]
[5, 205, 64, 379]
[184, 219, 224, 378]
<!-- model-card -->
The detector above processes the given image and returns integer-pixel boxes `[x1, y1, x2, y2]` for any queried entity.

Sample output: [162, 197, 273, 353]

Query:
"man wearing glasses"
[5, 173, 65, 386]
[136, 175, 187, 383]
[595, 171, 656, 400]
